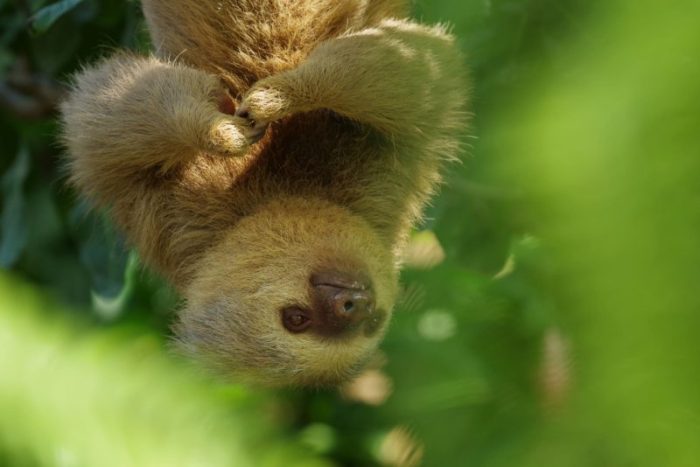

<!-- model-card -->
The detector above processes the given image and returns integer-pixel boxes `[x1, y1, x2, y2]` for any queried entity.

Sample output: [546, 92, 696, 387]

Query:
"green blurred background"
[1, 0, 699, 466]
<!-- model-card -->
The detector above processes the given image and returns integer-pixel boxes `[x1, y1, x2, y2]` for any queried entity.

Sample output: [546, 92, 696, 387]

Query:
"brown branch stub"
[0, 58, 67, 120]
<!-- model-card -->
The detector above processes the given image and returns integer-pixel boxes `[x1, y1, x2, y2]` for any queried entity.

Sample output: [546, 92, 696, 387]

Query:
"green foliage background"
[1, 0, 698, 466]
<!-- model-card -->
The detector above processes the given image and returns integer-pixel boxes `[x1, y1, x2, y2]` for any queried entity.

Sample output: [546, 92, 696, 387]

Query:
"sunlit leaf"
[403, 230, 446, 270]
[90, 251, 138, 321]
[417, 309, 457, 341]
[68, 202, 130, 318]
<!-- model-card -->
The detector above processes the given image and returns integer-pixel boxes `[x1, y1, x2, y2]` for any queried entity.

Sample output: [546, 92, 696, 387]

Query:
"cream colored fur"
[60, 0, 467, 386]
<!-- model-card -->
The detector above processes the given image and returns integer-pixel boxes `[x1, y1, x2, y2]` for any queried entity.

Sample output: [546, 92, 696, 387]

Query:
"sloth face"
[175, 198, 399, 386]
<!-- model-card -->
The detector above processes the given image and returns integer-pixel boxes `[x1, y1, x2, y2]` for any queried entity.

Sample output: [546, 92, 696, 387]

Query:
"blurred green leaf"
[80, 212, 128, 298]
[30, 0, 84, 33]
[0, 49, 12, 76]
[90, 251, 137, 321]
[67, 202, 130, 318]
[0, 146, 30, 268]
[0, 13, 25, 47]
[31, 11, 82, 73]
[0, 273, 331, 467]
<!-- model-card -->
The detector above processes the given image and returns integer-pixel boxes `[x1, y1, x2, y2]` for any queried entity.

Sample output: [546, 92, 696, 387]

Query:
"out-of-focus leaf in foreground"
[493, 1, 700, 465]
[0, 273, 329, 467]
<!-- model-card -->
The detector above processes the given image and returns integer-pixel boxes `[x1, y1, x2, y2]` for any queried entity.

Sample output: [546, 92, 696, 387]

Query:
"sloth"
[61, 0, 467, 386]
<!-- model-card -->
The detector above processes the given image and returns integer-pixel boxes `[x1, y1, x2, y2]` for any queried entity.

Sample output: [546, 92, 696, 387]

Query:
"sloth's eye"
[281, 307, 312, 333]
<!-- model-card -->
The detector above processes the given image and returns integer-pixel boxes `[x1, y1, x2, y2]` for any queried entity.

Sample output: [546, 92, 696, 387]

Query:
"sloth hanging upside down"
[61, 0, 467, 386]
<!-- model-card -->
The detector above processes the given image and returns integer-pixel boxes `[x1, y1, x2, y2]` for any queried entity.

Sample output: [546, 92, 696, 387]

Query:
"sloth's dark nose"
[320, 286, 374, 321]
[311, 270, 376, 336]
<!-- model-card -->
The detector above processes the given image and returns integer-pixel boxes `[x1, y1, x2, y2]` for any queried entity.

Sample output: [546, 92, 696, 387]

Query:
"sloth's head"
[175, 198, 399, 386]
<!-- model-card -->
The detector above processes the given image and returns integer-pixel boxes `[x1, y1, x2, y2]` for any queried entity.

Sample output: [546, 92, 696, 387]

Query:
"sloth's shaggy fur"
[61, 0, 467, 386]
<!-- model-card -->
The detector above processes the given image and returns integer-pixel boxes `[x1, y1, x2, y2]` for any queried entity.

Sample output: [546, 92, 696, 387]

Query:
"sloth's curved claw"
[207, 116, 267, 157]
[237, 84, 292, 125]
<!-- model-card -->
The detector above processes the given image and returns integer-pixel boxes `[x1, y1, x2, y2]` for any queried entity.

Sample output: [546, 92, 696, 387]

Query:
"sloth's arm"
[61, 54, 264, 286]
[240, 19, 467, 146]
[61, 53, 260, 205]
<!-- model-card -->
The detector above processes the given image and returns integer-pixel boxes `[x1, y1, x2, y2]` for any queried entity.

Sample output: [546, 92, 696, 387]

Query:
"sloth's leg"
[62, 53, 262, 202]
[238, 19, 466, 245]
[238, 19, 466, 146]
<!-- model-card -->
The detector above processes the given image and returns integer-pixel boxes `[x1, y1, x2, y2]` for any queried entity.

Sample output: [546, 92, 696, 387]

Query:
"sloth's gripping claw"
[236, 80, 296, 126]
[208, 88, 269, 156]
[231, 106, 268, 143]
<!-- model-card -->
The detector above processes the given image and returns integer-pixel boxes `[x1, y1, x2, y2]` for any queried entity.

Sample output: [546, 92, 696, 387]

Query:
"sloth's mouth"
[363, 308, 387, 337]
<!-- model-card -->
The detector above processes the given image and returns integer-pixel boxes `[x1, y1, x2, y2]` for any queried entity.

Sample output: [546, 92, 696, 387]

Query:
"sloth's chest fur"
[237, 110, 389, 203]
[175, 110, 408, 248]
